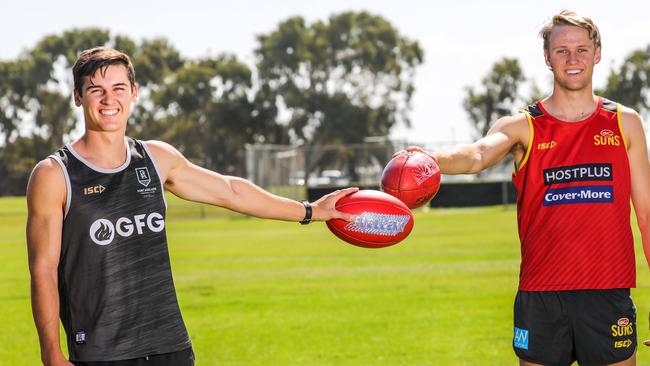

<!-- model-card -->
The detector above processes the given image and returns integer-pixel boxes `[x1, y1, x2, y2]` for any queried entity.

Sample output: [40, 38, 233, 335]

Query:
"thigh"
[569, 289, 636, 365]
[513, 291, 575, 366]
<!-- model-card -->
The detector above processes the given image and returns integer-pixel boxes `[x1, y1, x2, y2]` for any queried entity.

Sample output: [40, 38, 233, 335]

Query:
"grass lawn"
[1, 195, 649, 365]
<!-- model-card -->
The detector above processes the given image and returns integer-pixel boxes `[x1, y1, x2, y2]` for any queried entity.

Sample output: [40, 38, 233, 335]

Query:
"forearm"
[220, 177, 306, 221]
[639, 219, 650, 269]
[30, 268, 66, 364]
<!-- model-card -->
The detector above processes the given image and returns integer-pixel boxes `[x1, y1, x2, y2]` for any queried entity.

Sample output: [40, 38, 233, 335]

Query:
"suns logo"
[611, 317, 634, 337]
[412, 157, 440, 185]
[594, 129, 621, 146]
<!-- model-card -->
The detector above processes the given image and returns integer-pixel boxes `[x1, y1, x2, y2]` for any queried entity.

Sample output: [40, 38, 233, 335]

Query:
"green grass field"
[2, 195, 650, 365]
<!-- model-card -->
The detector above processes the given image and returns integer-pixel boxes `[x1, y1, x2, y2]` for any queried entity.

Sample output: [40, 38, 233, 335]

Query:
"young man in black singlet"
[26, 47, 357, 366]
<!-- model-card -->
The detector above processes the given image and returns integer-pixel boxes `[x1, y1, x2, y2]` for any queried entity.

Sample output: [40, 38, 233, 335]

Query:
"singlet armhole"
[616, 104, 629, 150]
[513, 112, 534, 176]
[141, 141, 168, 210]
[48, 155, 72, 219]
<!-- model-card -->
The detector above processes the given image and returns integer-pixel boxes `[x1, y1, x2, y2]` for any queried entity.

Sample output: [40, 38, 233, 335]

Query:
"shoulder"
[620, 106, 644, 135]
[618, 106, 646, 149]
[488, 113, 530, 142]
[27, 158, 66, 209]
[143, 140, 188, 165]
[143, 140, 182, 159]
[620, 105, 643, 124]
[142, 140, 189, 182]
[29, 158, 65, 188]
[490, 113, 529, 130]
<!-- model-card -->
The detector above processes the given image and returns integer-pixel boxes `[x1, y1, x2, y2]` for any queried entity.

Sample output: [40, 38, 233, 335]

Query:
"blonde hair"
[539, 10, 601, 51]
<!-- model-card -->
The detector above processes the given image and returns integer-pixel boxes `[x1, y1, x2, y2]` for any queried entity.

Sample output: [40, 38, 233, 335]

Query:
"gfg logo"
[89, 212, 165, 245]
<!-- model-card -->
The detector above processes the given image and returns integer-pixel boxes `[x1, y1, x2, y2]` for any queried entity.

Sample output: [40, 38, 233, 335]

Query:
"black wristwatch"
[299, 200, 312, 225]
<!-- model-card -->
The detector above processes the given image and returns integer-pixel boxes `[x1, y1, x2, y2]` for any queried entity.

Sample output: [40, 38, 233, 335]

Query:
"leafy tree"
[256, 11, 422, 145]
[463, 58, 525, 139]
[0, 28, 112, 194]
[598, 45, 650, 115]
[133, 55, 281, 175]
[255, 11, 422, 180]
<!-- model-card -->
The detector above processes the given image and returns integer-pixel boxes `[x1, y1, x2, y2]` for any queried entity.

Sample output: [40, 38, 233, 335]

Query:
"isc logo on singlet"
[89, 212, 164, 245]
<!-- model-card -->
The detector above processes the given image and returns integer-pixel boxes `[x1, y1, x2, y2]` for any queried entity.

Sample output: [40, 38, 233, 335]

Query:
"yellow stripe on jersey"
[513, 111, 534, 175]
[616, 103, 629, 150]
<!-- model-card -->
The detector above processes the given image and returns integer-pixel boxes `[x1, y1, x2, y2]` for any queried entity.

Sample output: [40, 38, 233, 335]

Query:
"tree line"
[1, 11, 649, 195]
[0, 12, 422, 195]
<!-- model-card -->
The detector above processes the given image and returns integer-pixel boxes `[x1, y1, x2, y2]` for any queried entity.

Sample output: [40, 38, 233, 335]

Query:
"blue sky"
[4, 0, 649, 144]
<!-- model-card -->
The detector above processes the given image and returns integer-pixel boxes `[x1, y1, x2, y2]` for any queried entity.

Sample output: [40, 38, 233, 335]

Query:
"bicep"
[628, 137, 650, 215]
[144, 141, 236, 205]
[165, 160, 236, 206]
[474, 115, 529, 170]
[26, 161, 65, 272]
[622, 111, 650, 217]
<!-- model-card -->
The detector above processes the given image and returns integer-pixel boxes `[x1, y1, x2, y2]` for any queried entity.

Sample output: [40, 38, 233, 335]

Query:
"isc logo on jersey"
[594, 129, 621, 146]
[89, 212, 164, 245]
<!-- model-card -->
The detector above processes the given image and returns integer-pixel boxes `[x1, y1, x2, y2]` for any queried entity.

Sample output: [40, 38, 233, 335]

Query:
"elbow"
[28, 258, 58, 282]
[466, 153, 485, 174]
[218, 176, 247, 210]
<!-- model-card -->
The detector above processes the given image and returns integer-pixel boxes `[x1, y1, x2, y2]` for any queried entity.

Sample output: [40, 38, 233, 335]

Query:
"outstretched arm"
[26, 160, 74, 366]
[145, 141, 356, 222]
[406, 114, 530, 175]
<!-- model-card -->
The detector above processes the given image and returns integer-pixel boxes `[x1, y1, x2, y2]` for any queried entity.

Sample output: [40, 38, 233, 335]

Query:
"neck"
[71, 131, 128, 169]
[542, 87, 599, 122]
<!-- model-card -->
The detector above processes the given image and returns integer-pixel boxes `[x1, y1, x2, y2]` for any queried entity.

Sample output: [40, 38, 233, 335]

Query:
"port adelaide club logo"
[134, 166, 158, 198]
[135, 167, 151, 186]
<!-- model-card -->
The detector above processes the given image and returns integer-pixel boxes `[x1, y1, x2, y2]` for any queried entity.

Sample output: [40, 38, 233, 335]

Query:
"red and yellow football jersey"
[513, 98, 634, 291]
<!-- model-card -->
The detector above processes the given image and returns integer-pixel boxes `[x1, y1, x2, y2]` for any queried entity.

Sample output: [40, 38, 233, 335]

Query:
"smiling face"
[74, 64, 138, 133]
[544, 25, 601, 93]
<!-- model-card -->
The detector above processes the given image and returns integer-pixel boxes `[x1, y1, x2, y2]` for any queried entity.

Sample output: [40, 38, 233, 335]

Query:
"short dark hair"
[539, 10, 602, 52]
[72, 47, 136, 96]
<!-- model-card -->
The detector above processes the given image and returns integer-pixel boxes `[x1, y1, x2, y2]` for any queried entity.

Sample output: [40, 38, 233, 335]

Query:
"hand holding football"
[326, 190, 414, 248]
[381, 151, 441, 209]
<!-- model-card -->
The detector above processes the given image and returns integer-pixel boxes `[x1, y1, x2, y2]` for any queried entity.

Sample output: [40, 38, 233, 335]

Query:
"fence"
[245, 139, 516, 203]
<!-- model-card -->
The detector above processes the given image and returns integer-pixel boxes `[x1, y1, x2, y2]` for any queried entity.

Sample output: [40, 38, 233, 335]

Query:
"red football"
[381, 151, 441, 209]
[326, 190, 414, 248]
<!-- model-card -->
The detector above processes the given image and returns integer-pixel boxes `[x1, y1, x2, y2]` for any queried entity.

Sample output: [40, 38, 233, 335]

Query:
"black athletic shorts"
[72, 347, 194, 366]
[513, 289, 636, 365]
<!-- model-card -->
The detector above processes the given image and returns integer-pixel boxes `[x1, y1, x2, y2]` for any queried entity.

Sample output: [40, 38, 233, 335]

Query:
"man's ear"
[594, 46, 602, 65]
[544, 50, 551, 68]
[543, 50, 554, 71]
[131, 83, 139, 102]
[73, 90, 82, 107]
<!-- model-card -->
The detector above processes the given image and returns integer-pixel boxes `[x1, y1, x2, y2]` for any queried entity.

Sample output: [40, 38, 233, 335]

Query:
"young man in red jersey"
[406, 10, 650, 365]
[26, 47, 356, 366]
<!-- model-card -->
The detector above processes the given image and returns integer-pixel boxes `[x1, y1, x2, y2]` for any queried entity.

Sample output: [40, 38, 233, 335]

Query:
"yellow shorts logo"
[611, 324, 634, 337]
[614, 339, 632, 348]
